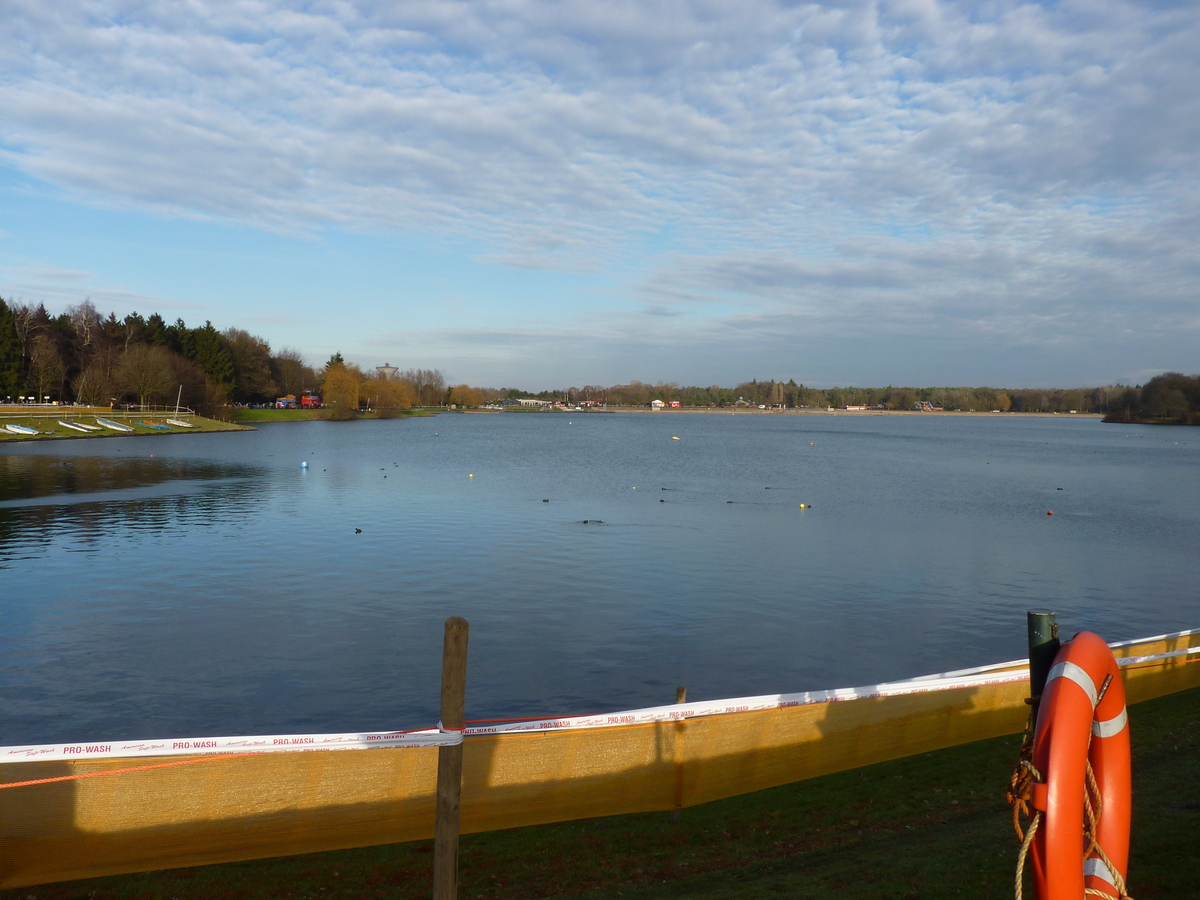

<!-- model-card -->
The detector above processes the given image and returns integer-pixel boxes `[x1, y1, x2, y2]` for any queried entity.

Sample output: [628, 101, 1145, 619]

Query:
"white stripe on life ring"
[1092, 706, 1128, 738]
[1084, 857, 1117, 886]
[1047, 661, 1098, 708]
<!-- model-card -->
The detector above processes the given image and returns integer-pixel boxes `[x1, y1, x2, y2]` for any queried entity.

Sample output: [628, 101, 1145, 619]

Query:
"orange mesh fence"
[2, 629, 1197, 889]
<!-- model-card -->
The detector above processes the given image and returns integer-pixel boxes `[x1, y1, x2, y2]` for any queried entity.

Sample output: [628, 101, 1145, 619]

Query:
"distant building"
[650, 399, 666, 409]
[669, 400, 681, 408]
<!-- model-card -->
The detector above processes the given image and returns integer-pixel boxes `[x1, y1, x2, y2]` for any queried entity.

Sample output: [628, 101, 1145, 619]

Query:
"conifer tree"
[0, 297, 25, 399]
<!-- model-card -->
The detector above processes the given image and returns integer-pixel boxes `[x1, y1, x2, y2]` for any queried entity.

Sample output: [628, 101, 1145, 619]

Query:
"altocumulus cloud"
[1, 0, 1197, 384]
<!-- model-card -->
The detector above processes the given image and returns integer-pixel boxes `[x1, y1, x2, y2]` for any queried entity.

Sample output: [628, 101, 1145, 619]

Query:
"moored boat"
[59, 420, 102, 433]
[96, 418, 134, 433]
[166, 418, 195, 428]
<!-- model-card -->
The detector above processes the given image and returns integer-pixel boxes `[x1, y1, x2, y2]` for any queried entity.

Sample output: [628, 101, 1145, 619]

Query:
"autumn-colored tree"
[447, 384, 484, 408]
[322, 361, 363, 419]
[369, 376, 414, 413]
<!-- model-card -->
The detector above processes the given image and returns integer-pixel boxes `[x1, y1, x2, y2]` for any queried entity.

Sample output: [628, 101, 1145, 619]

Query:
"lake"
[1, 412, 1197, 746]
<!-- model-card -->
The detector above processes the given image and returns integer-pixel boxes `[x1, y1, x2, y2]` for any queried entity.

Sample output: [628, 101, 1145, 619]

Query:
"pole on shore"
[671, 685, 686, 824]
[1026, 610, 1059, 729]
[433, 616, 469, 900]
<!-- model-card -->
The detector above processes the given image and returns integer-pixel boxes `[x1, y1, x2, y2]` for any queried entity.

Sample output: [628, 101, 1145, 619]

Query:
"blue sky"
[2, 0, 1197, 390]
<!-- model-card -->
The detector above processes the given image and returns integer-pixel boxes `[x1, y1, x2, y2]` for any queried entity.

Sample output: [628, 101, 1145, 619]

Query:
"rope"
[1014, 807, 1040, 900]
[0, 753, 255, 790]
[1008, 712, 1134, 900]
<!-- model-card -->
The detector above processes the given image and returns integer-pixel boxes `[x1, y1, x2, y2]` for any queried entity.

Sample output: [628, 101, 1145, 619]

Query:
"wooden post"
[671, 686, 686, 823]
[1027, 610, 1059, 729]
[433, 617, 469, 900]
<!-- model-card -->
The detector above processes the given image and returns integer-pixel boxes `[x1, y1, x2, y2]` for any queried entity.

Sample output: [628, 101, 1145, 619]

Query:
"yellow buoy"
[799, 503, 807, 508]
[469, 474, 474, 478]
[672, 436, 680, 440]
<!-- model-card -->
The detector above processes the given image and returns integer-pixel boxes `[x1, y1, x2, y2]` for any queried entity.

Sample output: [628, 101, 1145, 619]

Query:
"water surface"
[1, 413, 1196, 745]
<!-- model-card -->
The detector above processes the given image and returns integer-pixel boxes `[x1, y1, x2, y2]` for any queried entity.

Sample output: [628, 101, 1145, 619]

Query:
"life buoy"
[1029, 631, 1131, 899]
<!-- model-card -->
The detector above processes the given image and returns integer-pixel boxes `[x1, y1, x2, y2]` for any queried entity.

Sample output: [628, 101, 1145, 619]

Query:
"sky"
[1, 0, 1197, 390]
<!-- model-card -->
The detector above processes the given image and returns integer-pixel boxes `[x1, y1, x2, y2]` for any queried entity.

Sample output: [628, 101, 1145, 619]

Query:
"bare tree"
[74, 357, 116, 407]
[116, 344, 176, 409]
[271, 347, 314, 397]
[400, 367, 446, 406]
[66, 300, 104, 356]
[27, 333, 65, 402]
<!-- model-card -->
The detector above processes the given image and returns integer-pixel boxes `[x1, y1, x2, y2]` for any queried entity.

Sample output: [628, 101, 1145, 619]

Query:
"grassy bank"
[227, 408, 432, 423]
[12, 686, 1197, 900]
[0, 409, 250, 442]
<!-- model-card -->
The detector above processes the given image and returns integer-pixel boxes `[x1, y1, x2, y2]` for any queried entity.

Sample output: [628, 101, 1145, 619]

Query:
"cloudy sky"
[1, 0, 1197, 389]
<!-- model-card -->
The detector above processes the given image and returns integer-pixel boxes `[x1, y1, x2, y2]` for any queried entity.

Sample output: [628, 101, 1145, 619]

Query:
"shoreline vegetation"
[2, 297, 1197, 428]
[17, 685, 1199, 900]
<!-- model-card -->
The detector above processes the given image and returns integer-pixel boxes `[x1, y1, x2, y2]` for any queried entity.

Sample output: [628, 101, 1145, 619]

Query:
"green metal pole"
[1027, 610, 1059, 727]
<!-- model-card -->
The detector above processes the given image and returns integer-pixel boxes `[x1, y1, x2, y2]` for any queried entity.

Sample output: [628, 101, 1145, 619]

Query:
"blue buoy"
[301, 461, 308, 468]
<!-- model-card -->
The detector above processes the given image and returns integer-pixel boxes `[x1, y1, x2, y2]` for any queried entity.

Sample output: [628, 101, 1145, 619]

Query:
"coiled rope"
[1007, 712, 1133, 900]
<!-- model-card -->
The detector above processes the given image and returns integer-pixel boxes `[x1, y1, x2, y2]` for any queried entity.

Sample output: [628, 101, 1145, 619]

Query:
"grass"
[0, 411, 250, 441]
[9, 686, 1198, 900]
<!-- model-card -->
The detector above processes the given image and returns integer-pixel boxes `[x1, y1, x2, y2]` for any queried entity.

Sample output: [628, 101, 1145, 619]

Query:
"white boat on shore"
[95, 418, 134, 433]
[59, 420, 102, 433]
[166, 418, 196, 428]
[4, 423, 39, 435]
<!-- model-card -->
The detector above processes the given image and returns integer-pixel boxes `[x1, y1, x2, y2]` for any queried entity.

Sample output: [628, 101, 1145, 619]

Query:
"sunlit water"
[1, 413, 1197, 745]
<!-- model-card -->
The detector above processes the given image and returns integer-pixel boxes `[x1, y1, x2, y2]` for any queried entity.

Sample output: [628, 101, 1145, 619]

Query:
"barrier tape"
[3, 632, 1196, 765]
[2, 727, 460, 763]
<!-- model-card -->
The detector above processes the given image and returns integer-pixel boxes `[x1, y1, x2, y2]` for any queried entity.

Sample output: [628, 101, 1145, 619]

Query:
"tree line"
[0, 296, 479, 417]
[0, 297, 322, 415]
[514, 379, 1195, 416]
[3, 296, 1194, 422]
[1100, 373, 1200, 425]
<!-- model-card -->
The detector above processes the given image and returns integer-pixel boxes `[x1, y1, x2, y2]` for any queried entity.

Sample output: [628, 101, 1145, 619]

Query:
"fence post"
[671, 686, 686, 823]
[433, 616, 469, 900]
[1027, 610, 1059, 729]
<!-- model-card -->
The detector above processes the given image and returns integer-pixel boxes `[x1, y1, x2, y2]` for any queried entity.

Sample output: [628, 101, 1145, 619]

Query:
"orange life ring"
[1029, 631, 1131, 899]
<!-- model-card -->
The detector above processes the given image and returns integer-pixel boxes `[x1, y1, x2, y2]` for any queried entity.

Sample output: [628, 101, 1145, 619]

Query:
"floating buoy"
[469, 474, 473, 478]
[632, 487, 636, 490]
[1047, 510, 1054, 515]
[301, 461, 308, 468]
[672, 436, 680, 440]
[799, 503, 807, 509]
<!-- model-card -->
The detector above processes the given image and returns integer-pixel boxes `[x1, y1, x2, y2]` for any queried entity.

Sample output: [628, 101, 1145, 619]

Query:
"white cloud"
[1, 0, 1197, 384]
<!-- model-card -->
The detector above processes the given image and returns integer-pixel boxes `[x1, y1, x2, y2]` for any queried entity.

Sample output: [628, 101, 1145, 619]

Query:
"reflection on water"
[0, 415, 1197, 746]
[0, 455, 267, 564]
[0, 454, 262, 504]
